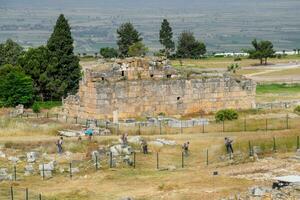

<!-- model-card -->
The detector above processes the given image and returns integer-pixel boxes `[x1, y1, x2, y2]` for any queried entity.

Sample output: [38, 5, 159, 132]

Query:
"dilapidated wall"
[63, 58, 256, 120]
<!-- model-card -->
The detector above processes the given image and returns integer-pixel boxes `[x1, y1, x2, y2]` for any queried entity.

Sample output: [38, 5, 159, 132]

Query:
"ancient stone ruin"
[63, 57, 256, 120]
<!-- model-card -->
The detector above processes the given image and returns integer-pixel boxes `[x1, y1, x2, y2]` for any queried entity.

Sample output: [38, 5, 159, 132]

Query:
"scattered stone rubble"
[27, 152, 39, 163]
[58, 128, 111, 137]
[223, 185, 300, 200]
[0, 168, 12, 181]
[148, 138, 176, 147]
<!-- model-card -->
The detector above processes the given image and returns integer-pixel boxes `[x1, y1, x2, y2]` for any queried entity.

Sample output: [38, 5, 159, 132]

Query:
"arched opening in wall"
[177, 97, 181, 101]
[121, 71, 125, 76]
[166, 74, 171, 78]
[101, 77, 105, 81]
[150, 74, 154, 78]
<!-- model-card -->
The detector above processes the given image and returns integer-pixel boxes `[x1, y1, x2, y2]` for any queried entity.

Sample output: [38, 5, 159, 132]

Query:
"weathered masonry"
[63, 58, 256, 120]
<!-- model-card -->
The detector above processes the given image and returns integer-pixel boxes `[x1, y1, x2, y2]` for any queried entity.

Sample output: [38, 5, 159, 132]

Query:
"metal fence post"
[180, 121, 183, 134]
[138, 123, 141, 135]
[244, 118, 246, 132]
[109, 152, 113, 168]
[265, 118, 268, 132]
[75, 117, 78, 124]
[25, 188, 29, 200]
[206, 149, 209, 166]
[286, 114, 289, 129]
[39, 193, 42, 200]
[13, 165, 16, 181]
[156, 152, 159, 169]
[248, 141, 252, 157]
[95, 154, 98, 170]
[159, 121, 162, 135]
[69, 162, 72, 179]
[181, 151, 184, 168]
[42, 163, 45, 180]
[10, 186, 14, 200]
[202, 123, 205, 133]
[297, 136, 299, 150]
[133, 152, 136, 169]
[273, 137, 277, 152]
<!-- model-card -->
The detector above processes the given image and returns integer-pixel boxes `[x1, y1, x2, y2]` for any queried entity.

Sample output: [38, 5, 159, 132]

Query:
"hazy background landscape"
[1, 0, 300, 53]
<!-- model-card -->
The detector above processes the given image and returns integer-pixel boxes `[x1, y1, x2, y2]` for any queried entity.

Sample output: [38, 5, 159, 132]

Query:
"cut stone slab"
[0, 151, 6, 158]
[0, 168, 13, 181]
[27, 152, 39, 163]
[24, 164, 34, 176]
[8, 156, 19, 163]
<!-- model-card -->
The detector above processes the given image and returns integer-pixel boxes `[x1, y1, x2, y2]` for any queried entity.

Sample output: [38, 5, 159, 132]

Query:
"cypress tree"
[159, 19, 175, 56]
[47, 14, 81, 99]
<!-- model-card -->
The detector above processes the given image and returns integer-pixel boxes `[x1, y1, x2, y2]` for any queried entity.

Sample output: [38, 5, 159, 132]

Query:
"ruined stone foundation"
[63, 58, 256, 120]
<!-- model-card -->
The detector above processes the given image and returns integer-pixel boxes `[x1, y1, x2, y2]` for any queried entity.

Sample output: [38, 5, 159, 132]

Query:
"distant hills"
[1, 0, 300, 53]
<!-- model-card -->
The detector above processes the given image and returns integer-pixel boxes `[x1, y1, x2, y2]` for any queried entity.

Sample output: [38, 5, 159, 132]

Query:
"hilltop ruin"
[63, 57, 256, 120]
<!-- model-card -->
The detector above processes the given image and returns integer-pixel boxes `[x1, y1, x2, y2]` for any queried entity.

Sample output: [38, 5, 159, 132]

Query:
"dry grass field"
[1, 112, 300, 199]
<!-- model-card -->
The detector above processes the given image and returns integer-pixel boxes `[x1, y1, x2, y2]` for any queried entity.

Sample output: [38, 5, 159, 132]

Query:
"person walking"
[182, 141, 190, 157]
[141, 140, 148, 154]
[224, 137, 234, 154]
[56, 137, 64, 154]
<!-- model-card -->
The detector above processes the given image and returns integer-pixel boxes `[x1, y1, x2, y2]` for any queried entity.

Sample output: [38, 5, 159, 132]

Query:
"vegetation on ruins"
[128, 42, 148, 57]
[0, 64, 34, 107]
[294, 105, 300, 115]
[47, 14, 81, 99]
[246, 39, 275, 65]
[215, 109, 239, 122]
[117, 22, 142, 57]
[100, 47, 118, 58]
[227, 63, 240, 74]
[176, 31, 206, 58]
[0, 39, 23, 66]
[159, 19, 175, 57]
[32, 102, 41, 113]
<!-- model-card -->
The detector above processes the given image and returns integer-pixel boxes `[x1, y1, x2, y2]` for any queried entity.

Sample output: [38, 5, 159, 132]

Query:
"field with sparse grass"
[1, 107, 300, 199]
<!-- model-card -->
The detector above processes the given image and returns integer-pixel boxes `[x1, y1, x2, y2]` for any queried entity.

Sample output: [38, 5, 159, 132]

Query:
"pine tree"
[176, 31, 206, 58]
[0, 39, 23, 66]
[47, 14, 81, 99]
[117, 23, 142, 57]
[159, 19, 175, 56]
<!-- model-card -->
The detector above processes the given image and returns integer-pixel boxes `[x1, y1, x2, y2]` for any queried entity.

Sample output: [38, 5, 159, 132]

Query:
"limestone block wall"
[63, 74, 256, 120]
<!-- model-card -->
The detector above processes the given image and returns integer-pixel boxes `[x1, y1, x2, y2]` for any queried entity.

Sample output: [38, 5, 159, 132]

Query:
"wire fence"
[10, 112, 300, 135]
[1, 134, 300, 199]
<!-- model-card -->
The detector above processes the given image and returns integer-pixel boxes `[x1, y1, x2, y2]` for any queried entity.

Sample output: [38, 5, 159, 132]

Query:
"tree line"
[0, 14, 81, 107]
[100, 19, 207, 59]
[0, 15, 281, 108]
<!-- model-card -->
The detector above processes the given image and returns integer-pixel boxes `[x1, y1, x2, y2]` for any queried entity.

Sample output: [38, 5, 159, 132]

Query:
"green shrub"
[32, 102, 41, 113]
[215, 109, 239, 122]
[294, 106, 300, 114]
[0, 64, 34, 107]
[234, 57, 242, 61]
